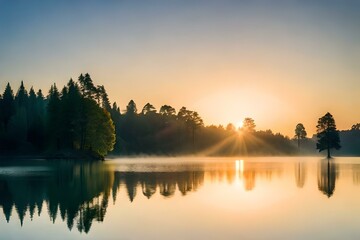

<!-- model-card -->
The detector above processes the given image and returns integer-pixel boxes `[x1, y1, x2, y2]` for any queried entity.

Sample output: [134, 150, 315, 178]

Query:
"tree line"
[1, 73, 359, 158]
[0, 74, 115, 159]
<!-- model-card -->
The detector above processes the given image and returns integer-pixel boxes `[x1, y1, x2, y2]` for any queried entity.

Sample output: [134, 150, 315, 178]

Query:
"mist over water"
[1, 157, 360, 239]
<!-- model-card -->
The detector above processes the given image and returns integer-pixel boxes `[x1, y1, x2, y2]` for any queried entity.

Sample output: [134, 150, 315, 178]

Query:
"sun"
[236, 121, 243, 130]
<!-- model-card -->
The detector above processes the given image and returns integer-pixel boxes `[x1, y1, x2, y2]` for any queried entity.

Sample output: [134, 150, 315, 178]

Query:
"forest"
[0, 73, 359, 158]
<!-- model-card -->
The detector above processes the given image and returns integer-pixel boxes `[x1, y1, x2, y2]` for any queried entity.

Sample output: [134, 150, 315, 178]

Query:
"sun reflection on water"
[235, 159, 244, 172]
[235, 159, 244, 185]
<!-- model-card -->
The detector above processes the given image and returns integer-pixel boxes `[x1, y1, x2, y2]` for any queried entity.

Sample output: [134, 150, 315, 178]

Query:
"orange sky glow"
[1, 1, 359, 137]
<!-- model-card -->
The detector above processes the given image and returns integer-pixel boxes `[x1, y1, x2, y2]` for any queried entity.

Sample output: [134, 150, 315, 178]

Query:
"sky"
[0, 0, 359, 137]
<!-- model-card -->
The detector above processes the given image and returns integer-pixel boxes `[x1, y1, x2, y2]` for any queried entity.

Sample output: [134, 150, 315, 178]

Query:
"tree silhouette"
[96, 85, 111, 112]
[242, 118, 256, 132]
[317, 160, 337, 197]
[27, 87, 40, 147]
[126, 100, 137, 115]
[351, 123, 360, 131]
[294, 123, 307, 148]
[316, 112, 341, 159]
[159, 105, 176, 116]
[78, 73, 97, 99]
[4, 74, 359, 157]
[177, 107, 204, 152]
[47, 84, 61, 150]
[9, 82, 29, 145]
[15, 81, 28, 108]
[141, 103, 156, 115]
[1, 83, 15, 131]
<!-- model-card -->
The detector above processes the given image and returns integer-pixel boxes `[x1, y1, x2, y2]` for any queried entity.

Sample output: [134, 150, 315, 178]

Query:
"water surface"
[0, 157, 360, 239]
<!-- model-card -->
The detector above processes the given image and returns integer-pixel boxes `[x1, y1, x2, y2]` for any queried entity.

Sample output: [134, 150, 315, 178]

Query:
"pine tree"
[316, 112, 341, 158]
[78, 73, 97, 99]
[1, 83, 15, 130]
[47, 84, 61, 150]
[295, 123, 307, 148]
[15, 81, 28, 108]
[126, 100, 137, 115]
[97, 85, 111, 112]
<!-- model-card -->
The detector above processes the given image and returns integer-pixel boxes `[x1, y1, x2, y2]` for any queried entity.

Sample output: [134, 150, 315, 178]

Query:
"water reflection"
[294, 162, 307, 188]
[353, 165, 360, 185]
[0, 161, 113, 233]
[115, 171, 205, 201]
[1, 158, 359, 234]
[317, 160, 338, 198]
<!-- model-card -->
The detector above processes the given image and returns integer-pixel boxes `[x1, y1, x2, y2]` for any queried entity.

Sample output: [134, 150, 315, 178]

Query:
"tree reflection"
[243, 171, 256, 191]
[0, 161, 113, 233]
[112, 171, 205, 200]
[317, 160, 338, 197]
[141, 174, 157, 199]
[352, 165, 360, 185]
[124, 172, 138, 202]
[158, 175, 177, 197]
[294, 162, 307, 188]
[0, 159, 285, 233]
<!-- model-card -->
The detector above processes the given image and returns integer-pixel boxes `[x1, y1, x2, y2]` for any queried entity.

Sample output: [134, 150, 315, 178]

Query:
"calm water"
[1, 157, 360, 239]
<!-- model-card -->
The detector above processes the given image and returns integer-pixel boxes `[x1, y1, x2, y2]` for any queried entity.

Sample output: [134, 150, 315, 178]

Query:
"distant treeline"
[1, 73, 359, 157]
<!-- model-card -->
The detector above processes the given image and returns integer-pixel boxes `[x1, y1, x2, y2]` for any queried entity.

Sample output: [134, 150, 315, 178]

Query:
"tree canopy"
[316, 112, 341, 158]
[242, 118, 256, 132]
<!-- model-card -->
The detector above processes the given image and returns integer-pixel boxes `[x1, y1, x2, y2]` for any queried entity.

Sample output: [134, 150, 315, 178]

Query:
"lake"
[1, 157, 360, 239]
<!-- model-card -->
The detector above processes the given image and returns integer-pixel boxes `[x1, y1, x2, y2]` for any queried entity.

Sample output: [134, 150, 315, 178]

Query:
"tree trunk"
[327, 147, 331, 159]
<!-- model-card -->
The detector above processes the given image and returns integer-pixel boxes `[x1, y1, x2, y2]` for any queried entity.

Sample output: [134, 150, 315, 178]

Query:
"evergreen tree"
[60, 79, 82, 149]
[126, 100, 137, 115]
[8, 82, 29, 146]
[27, 87, 38, 146]
[1, 83, 15, 130]
[294, 123, 307, 148]
[97, 85, 111, 112]
[15, 81, 28, 108]
[35, 89, 46, 149]
[47, 84, 61, 150]
[110, 102, 121, 120]
[109, 102, 123, 154]
[316, 112, 341, 158]
[121, 100, 139, 152]
[78, 73, 97, 99]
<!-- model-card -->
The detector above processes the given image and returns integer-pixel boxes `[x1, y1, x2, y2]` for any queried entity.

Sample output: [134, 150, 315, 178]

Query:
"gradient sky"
[1, 0, 359, 137]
